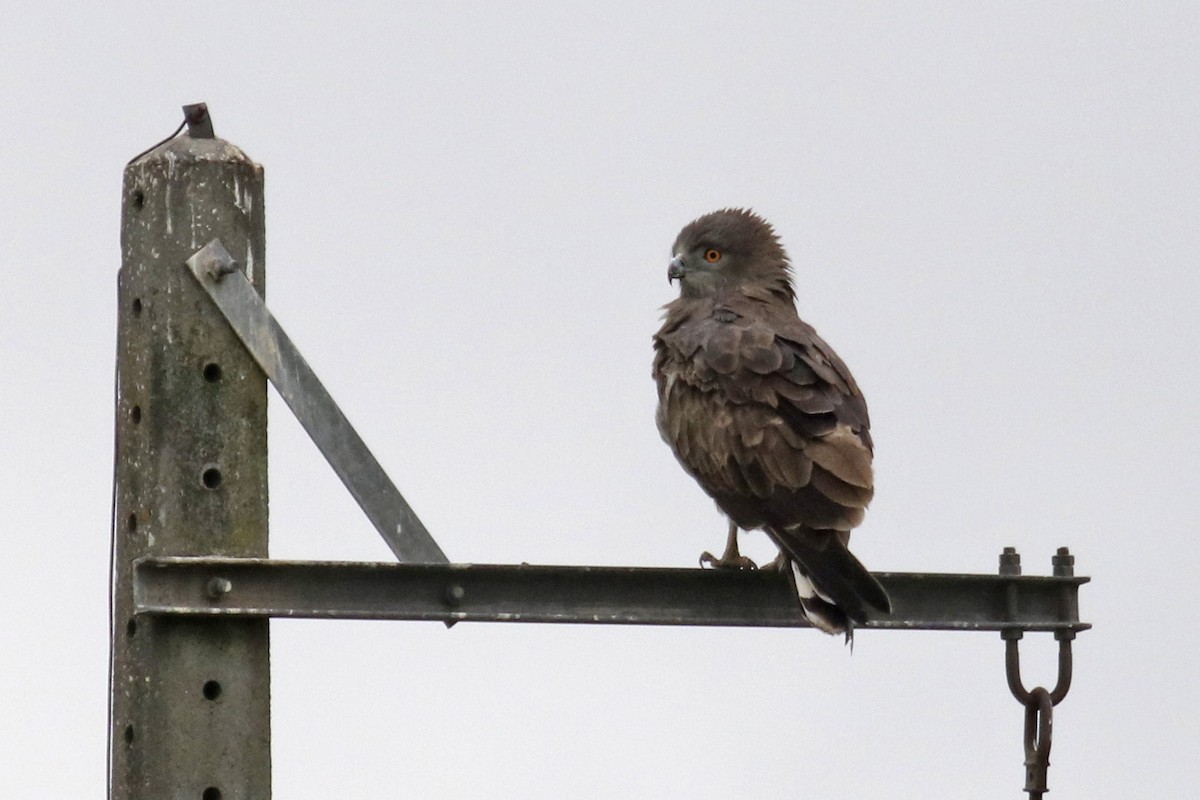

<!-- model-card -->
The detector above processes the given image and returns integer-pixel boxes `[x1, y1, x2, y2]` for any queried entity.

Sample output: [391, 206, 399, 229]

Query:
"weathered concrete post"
[110, 117, 270, 799]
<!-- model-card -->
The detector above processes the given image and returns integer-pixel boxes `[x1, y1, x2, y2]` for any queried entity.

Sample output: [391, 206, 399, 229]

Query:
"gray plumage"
[652, 208, 890, 638]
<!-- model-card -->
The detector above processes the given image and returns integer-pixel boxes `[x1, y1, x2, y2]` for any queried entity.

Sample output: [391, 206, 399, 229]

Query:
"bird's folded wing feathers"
[656, 295, 873, 520]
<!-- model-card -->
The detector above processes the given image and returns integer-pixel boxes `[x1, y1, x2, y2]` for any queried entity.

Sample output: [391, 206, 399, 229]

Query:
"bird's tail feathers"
[789, 562, 854, 644]
[771, 527, 891, 639]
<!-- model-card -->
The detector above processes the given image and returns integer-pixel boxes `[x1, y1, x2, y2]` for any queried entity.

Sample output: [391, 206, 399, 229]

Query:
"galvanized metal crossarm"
[133, 556, 1090, 633]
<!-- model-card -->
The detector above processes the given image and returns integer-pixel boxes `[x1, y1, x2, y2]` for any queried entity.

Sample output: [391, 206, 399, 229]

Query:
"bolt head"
[206, 577, 233, 598]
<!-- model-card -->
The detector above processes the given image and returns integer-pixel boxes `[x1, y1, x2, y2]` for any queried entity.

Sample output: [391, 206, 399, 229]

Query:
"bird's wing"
[654, 292, 873, 532]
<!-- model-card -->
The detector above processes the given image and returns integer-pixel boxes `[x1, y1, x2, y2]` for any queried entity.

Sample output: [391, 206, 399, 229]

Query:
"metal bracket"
[185, 239, 448, 564]
[1000, 547, 1080, 798]
[182, 103, 214, 139]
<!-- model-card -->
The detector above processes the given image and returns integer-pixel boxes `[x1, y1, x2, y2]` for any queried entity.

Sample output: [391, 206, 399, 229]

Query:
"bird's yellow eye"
[704, 248, 722, 263]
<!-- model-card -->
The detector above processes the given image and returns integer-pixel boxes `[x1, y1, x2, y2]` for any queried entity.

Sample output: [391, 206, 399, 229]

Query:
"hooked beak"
[667, 255, 686, 284]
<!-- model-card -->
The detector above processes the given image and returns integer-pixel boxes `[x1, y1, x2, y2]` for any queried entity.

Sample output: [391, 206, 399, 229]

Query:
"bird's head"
[667, 208, 794, 301]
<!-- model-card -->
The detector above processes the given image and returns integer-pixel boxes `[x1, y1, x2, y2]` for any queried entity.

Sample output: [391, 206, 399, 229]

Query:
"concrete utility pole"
[110, 111, 271, 800]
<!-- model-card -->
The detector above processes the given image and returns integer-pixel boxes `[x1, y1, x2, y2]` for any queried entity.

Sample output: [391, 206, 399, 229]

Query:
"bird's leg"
[699, 520, 758, 570]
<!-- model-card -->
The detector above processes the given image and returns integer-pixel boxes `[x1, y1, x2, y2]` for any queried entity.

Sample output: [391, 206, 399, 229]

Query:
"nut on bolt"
[206, 577, 233, 599]
[209, 258, 240, 281]
[999, 546, 1022, 576]
[1052, 546, 1075, 577]
[444, 584, 465, 608]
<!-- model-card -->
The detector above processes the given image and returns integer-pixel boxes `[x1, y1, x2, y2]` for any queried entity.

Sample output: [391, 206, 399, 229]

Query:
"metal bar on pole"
[132, 556, 1090, 633]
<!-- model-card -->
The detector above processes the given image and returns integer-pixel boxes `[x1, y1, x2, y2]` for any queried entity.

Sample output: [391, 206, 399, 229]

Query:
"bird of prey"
[652, 208, 890, 639]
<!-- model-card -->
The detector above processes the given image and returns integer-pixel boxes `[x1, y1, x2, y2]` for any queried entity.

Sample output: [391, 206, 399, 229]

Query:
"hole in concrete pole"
[132, 298, 142, 316]
[202, 680, 222, 701]
[124, 725, 134, 744]
[202, 467, 222, 490]
[202, 788, 222, 800]
[127, 512, 137, 532]
[202, 362, 222, 383]
[130, 404, 142, 424]
[126, 618, 137, 638]
[132, 190, 145, 209]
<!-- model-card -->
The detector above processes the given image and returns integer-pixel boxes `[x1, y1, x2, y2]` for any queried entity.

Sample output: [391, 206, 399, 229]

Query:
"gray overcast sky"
[3, 2, 1197, 797]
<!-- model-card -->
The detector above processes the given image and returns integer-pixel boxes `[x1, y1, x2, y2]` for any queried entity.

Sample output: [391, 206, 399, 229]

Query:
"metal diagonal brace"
[185, 239, 448, 564]
[133, 557, 1091, 632]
